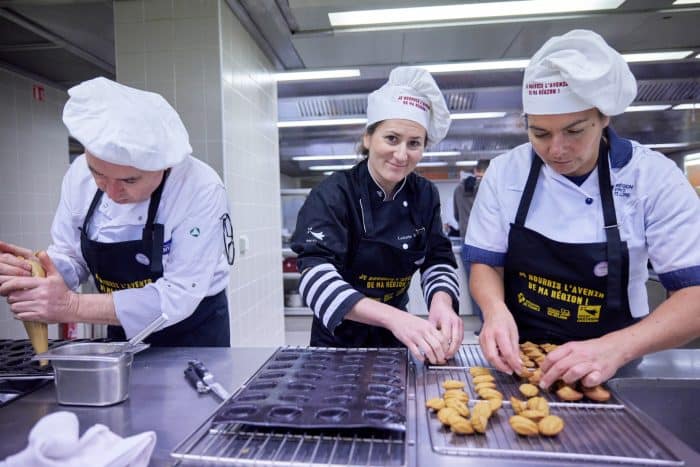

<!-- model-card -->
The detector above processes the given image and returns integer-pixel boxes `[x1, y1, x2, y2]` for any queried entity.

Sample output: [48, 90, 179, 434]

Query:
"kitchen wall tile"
[174, 0, 218, 19]
[144, 0, 174, 21]
[144, 20, 174, 52]
[114, 22, 145, 55]
[114, 0, 144, 24]
[0, 68, 67, 339]
[145, 50, 174, 83]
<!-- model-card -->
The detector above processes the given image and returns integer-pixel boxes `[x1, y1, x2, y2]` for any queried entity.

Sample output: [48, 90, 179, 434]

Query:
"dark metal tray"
[212, 347, 408, 431]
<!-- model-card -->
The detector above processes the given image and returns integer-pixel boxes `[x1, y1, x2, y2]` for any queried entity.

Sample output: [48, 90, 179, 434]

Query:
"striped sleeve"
[298, 263, 365, 334]
[420, 263, 460, 310]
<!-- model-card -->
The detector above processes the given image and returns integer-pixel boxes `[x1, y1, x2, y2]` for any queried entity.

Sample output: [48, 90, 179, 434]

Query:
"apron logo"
[189, 227, 201, 237]
[135, 253, 150, 266]
[613, 183, 633, 198]
[307, 227, 325, 241]
[593, 261, 608, 277]
[577, 305, 601, 323]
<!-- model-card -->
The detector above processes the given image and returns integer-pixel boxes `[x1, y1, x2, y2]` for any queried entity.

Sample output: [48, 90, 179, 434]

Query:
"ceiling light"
[621, 51, 693, 62]
[417, 161, 448, 167]
[685, 153, 700, 162]
[292, 155, 359, 161]
[323, 171, 334, 176]
[329, 1, 624, 28]
[422, 59, 530, 73]
[278, 118, 367, 128]
[672, 0, 700, 5]
[456, 161, 479, 167]
[451, 112, 507, 120]
[643, 143, 689, 149]
[625, 104, 671, 112]
[309, 164, 355, 171]
[672, 103, 700, 110]
[275, 69, 360, 82]
[424, 151, 461, 157]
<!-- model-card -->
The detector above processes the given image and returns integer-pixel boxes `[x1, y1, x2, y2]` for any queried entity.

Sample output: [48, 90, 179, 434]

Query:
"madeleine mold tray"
[212, 347, 408, 431]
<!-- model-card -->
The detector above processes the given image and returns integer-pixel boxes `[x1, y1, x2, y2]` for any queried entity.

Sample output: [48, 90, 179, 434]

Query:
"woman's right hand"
[387, 312, 449, 365]
[479, 304, 522, 374]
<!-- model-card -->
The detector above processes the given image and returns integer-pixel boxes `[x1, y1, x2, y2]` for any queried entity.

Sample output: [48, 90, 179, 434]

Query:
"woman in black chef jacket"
[291, 67, 462, 364]
[0, 77, 232, 346]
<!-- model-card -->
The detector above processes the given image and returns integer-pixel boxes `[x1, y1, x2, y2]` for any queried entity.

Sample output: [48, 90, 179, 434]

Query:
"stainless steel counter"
[0, 347, 698, 466]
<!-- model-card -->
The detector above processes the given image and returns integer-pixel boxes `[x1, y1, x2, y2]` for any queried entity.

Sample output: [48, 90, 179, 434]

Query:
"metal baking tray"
[421, 345, 682, 465]
[427, 344, 624, 407]
[172, 346, 414, 466]
[212, 347, 407, 431]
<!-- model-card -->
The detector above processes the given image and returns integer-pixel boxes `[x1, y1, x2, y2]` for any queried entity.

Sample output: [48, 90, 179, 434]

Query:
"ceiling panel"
[291, 30, 406, 67]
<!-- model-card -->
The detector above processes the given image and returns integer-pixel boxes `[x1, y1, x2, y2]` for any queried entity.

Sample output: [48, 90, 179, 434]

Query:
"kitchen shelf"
[283, 306, 312, 316]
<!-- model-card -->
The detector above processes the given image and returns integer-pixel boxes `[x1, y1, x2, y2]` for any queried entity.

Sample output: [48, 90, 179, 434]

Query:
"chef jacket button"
[585, 197, 593, 205]
[403, 201, 408, 207]
[402, 243, 408, 250]
[138, 216, 143, 221]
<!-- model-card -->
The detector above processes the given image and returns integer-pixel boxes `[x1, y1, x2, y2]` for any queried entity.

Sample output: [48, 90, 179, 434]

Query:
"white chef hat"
[62, 77, 191, 171]
[366, 67, 451, 145]
[522, 29, 637, 116]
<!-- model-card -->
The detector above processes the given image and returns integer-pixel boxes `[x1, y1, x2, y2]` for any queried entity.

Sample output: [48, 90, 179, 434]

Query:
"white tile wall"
[0, 69, 68, 339]
[114, 0, 284, 347]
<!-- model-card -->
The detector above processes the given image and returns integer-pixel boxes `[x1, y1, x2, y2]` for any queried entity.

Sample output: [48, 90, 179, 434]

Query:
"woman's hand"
[539, 336, 625, 389]
[1, 252, 79, 324]
[428, 291, 463, 359]
[387, 311, 449, 365]
[0, 241, 34, 288]
[478, 304, 521, 374]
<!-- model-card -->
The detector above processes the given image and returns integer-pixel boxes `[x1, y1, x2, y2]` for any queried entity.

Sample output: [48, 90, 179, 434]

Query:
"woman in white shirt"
[464, 30, 700, 388]
[0, 78, 232, 346]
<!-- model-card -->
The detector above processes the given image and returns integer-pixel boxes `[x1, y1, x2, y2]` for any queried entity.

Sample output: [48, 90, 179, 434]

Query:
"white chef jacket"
[464, 128, 700, 318]
[47, 154, 230, 337]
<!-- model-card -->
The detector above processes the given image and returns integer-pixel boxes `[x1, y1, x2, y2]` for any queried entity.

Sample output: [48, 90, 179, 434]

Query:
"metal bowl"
[33, 342, 149, 406]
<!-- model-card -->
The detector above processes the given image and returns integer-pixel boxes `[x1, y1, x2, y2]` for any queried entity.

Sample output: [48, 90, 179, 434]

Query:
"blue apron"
[311, 169, 429, 348]
[79, 172, 230, 347]
[504, 139, 636, 344]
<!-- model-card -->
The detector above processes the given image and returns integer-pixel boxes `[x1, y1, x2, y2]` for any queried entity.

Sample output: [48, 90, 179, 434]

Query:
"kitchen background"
[0, 0, 698, 346]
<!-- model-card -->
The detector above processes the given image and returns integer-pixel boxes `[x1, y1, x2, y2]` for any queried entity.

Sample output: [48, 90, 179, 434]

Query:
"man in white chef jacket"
[464, 30, 700, 387]
[0, 77, 233, 346]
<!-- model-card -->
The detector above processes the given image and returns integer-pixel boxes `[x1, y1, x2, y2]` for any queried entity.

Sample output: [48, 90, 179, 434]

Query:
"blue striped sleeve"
[420, 264, 460, 312]
[298, 263, 364, 333]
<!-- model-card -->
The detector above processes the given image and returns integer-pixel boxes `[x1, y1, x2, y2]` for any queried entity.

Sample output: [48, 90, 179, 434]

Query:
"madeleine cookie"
[510, 396, 526, 415]
[472, 374, 495, 384]
[445, 398, 470, 417]
[426, 397, 446, 411]
[538, 415, 565, 436]
[450, 418, 475, 434]
[583, 385, 611, 402]
[519, 383, 539, 398]
[509, 415, 539, 436]
[556, 384, 584, 402]
[437, 407, 459, 425]
[442, 379, 466, 390]
[469, 366, 491, 377]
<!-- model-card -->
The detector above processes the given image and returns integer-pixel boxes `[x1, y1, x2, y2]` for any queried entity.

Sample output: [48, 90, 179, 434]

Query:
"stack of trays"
[213, 347, 408, 431]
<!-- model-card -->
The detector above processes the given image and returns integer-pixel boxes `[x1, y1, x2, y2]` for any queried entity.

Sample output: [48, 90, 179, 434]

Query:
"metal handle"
[184, 366, 208, 393]
[127, 313, 169, 347]
[188, 359, 212, 384]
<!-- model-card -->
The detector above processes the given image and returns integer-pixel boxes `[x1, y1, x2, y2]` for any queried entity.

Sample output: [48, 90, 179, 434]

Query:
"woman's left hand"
[1, 252, 78, 323]
[538, 335, 625, 389]
[428, 291, 463, 359]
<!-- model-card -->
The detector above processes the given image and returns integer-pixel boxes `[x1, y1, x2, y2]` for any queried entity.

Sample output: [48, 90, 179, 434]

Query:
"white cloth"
[63, 77, 191, 171]
[366, 66, 450, 145]
[0, 411, 156, 467]
[464, 142, 700, 318]
[522, 29, 637, 116]
[47, 154, 230, 338]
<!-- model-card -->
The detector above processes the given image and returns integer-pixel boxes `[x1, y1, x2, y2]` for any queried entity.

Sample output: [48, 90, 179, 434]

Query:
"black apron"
[311, 174, 429, 348]
[504, 140, 636, 344]
[80, 172, 230, 347]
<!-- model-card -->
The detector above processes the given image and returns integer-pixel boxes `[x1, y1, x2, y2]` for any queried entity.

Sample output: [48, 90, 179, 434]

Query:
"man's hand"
[428, 291, 463, 359]
[538, 336, 625, 389]
[1, 252, 79, 324]
[478, 305, 521, 374]
[0, 241, 34, 288]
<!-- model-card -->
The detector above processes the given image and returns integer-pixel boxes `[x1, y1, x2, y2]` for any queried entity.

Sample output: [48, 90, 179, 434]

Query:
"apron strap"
[82, 189, 104, 236]
[514, 152, 543, 227]
[141, 170, 170, 276]
[596, 139, 624, 312]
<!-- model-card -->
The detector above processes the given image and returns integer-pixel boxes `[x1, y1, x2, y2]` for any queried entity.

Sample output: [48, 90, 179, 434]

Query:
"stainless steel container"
[33, 342, 148, 406]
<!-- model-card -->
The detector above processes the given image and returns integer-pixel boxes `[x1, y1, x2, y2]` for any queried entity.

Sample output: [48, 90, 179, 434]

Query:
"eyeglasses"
[221, 213, 235, 265]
